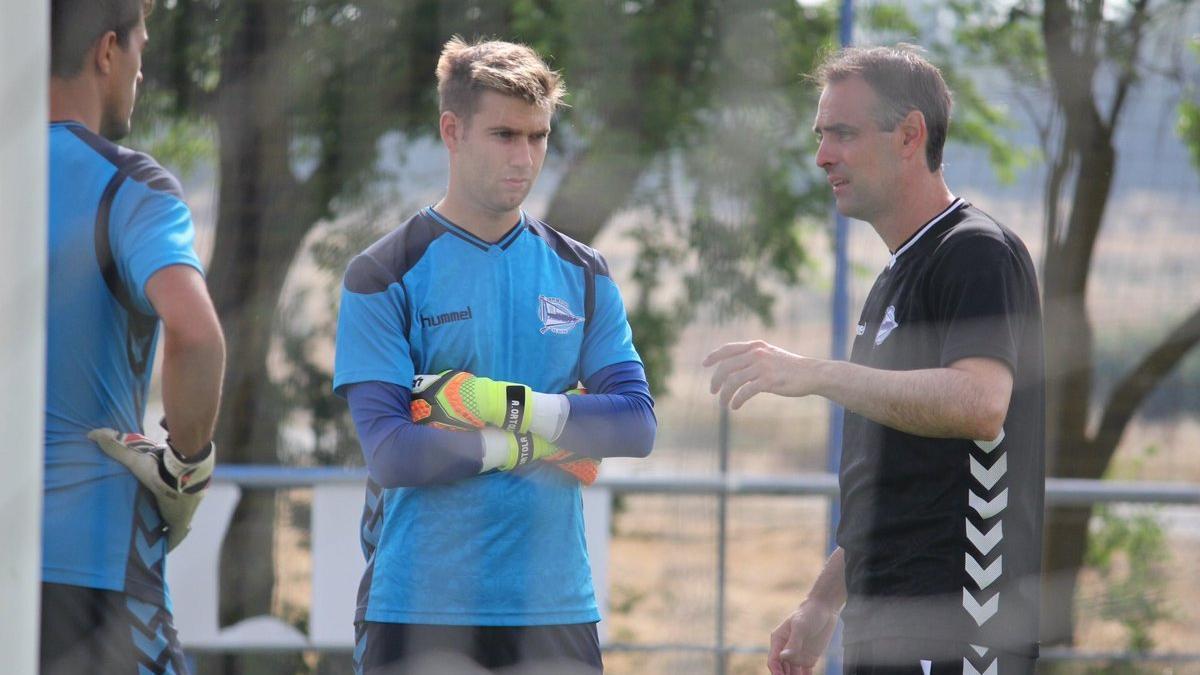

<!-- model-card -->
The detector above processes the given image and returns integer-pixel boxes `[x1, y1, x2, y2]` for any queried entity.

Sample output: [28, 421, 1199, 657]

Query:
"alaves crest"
[538, 295, 584, 335]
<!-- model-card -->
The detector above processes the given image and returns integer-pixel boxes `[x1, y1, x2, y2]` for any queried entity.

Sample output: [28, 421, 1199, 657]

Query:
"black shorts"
[40, 582, 189, 675]
[354, 621, 603, 674]
[843, 639, 1035, 675]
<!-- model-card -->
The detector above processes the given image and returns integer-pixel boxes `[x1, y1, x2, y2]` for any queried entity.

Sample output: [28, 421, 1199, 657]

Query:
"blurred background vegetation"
[126, 0, 1200, 672]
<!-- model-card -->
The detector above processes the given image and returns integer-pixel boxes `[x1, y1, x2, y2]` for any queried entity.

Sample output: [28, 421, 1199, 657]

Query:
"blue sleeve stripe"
[523, 218, 612, 278]
[584, 262, 596, 328]
[521, 218, 604, 331]
[93, 169, 157, 389]
[95, 171, 147, 317]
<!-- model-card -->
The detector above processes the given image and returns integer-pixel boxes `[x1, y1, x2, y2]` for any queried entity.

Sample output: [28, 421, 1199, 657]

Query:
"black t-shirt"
[836, 199, 1045, 657]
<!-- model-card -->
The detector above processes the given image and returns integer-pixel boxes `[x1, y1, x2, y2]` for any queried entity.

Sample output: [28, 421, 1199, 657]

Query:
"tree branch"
[1092, 305, 1200, 459]
[1107, 0, 1152, 131]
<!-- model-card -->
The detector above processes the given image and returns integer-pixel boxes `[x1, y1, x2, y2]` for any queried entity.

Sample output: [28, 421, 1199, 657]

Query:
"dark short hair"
[436, 36, 566, 120]
[814, 44, 953, 172]
[51, 0, 154, 78]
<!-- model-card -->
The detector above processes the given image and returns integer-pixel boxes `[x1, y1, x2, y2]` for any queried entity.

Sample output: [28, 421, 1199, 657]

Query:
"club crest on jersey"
[875, 305, 899, 346]
[538, 295, 583, 335]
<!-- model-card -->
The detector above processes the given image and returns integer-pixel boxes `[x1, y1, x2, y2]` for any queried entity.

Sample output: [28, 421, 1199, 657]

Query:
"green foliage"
[275, 205, 398, 467]
[1083, 505, 1173, 652]
[134, 0, 1048, 429]
[126, 91, 214, 178]
[1181, 35, 1200, 193]
[617, 0, 837, 393]
[1180, 98, 1200, 173]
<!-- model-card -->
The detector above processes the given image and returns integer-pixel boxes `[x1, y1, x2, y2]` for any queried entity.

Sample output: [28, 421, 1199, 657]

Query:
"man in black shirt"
[705, 45, 1044, 675]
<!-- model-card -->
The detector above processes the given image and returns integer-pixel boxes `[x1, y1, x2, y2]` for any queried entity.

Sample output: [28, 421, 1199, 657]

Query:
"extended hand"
[768, 600, 840, 675]
[703, 341, 820, 409]
[88, 429, 214, 552]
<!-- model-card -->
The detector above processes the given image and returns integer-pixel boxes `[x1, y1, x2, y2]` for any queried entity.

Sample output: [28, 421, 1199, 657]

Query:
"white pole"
[0, 1, 49, 673]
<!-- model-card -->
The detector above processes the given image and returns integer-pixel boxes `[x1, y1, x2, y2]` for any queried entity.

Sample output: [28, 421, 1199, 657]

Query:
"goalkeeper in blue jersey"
[43, 0, 226, 673]
[333, 37, 656, 674]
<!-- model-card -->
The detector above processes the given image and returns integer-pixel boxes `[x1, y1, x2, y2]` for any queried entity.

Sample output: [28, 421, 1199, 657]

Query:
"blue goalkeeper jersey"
[334, 207, 641, 625]
[43, 121, 203, 607]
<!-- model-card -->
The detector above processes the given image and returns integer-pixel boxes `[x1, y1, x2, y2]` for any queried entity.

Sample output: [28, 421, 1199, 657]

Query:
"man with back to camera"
[45, 0, 225, 672]
[705, 45, 1045, 675]
[332, 37, 656, 674]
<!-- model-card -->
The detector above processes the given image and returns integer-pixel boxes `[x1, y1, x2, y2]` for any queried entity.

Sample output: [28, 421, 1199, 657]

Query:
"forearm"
[160, 321, 225, 457]
[349, 381, 485, 487]
[806, 547, 847, 611]
[814, 359, 1005, 440]
[554, 362, 657, 459]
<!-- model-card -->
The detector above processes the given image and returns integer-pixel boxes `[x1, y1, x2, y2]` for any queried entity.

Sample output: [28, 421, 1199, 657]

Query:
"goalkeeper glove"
[412, 370, 534, 433]
[480, 429, 560, 472]
[543, 386, 601, 485]
[88, 429, 214, 552]
[543, 449, 600, 486]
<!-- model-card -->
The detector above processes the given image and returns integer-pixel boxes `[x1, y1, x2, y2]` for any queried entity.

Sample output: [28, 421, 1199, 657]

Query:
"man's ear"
[440, 110, 463, 152]
[93, 30, 119, 76]
[896, 109, 927, 162]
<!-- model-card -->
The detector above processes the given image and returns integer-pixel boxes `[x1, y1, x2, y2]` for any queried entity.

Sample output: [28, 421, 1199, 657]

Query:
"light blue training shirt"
[334, 207, 641, 625]
[44, 121, 202, 607]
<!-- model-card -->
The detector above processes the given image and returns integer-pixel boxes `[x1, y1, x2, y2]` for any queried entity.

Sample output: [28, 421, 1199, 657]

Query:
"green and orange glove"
[410, 370, 534, 433]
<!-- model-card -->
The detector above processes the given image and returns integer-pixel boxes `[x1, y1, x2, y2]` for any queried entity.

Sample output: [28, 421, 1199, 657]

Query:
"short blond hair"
[436, 36, 567, 119]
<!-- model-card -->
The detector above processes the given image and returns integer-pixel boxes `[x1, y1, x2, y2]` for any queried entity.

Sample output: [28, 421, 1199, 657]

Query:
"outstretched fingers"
[702, 341, 760, 368]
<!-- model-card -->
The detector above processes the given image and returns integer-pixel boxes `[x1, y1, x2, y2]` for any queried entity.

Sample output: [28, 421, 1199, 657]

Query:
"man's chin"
[493, 194, 529, 213]
[100, 118, 132, 142]
[833, 198, 857, 220]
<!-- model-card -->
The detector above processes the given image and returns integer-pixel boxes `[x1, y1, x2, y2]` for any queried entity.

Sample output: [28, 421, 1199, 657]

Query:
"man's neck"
[871, 174, 956, 253]
[434, 193, 522, 244]
[49, 78, 101, 134]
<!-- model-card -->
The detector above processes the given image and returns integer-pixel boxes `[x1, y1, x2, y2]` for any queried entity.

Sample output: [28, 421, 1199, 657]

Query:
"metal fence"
[195, 464, 1200, 672]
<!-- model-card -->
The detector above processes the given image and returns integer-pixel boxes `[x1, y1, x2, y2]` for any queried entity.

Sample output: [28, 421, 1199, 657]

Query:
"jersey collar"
[887, 197, 966, 269]
[424, 206, 526, 252]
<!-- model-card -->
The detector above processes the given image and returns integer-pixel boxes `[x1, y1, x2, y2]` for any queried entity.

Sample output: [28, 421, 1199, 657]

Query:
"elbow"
[629, 415, 657, 459]
[363, 444, 422, 489]
[971, 400, 1008, 443]
[165, 315, 226, 357]
[366, 462, 411, 489]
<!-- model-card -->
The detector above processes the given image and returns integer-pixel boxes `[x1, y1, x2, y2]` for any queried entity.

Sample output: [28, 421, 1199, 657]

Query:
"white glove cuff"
[528, 393, 569, 442]
[164, 440, 215, 490]
[479, 429, 512, 473]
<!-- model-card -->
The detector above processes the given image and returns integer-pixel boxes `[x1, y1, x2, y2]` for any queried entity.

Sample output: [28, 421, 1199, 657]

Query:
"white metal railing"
[171, 466, 1200, 668]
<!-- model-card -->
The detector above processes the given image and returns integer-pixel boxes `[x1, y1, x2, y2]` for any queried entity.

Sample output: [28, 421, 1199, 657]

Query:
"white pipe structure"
[0, 2, 48, 673]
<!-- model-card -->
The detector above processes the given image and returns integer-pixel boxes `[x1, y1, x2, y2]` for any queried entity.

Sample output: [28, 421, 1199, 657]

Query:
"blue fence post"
[825, 3, 854, 675]
[716, 406, 731, 675]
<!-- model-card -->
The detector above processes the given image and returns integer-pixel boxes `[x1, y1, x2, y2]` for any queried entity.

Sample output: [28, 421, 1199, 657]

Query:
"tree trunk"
[543, 141, 651, 245]
[204, 0, 313, 654]
[1037, 0, 1114, 645]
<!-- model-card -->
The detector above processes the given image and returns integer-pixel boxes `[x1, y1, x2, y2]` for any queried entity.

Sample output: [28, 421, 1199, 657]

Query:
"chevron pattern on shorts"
[124, 487, 169, 601]
[126, 597, 179, 675]
[353, 626, 368, 675]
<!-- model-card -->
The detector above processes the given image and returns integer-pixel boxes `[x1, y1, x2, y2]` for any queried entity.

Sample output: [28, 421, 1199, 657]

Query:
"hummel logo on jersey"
[538, 295, 583, 335]
[874, 305, 899, 346]
[421, 306, 473, 329]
